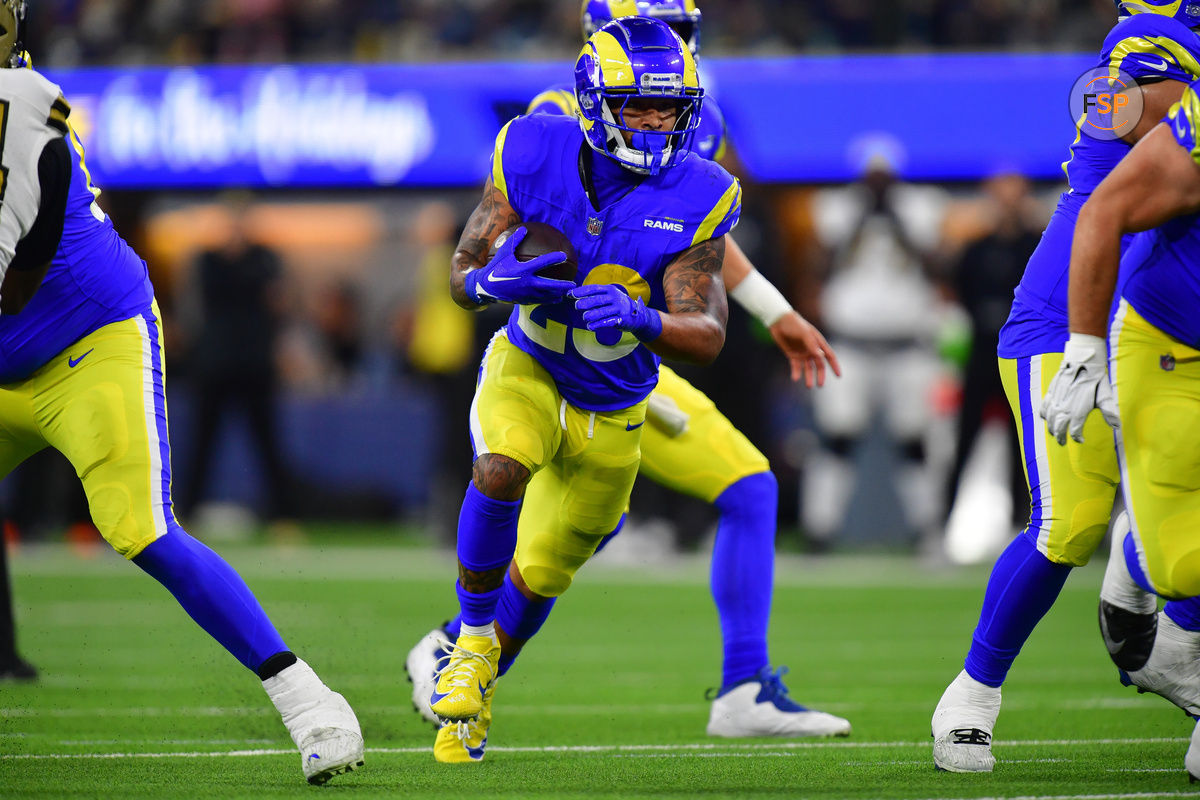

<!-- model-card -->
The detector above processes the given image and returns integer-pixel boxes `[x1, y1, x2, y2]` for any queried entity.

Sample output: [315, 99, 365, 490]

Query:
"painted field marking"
[0, 736, 1188, 761]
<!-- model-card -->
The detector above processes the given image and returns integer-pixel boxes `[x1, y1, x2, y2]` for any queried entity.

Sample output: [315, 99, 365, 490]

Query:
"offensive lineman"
[408, 0, 848, 744]
[0, 1, 362, 785]
[1040, 75, 1200, 779]
[932, 0, 1200, 773]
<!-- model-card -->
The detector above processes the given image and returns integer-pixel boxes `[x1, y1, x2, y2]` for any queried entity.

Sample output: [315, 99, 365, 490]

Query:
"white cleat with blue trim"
[706, 666, 852, 738]
[406, 625, 452, 727]
[263, 659, 365, 785]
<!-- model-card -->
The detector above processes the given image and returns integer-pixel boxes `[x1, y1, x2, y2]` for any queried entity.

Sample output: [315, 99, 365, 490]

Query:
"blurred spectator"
[400, 201, 501, 543]
[942, 172, 1044, 525]
[24, 0, 1117, 67]
[178, 194, 292, 523]
[803, 154, 949, 552]
[311, 280, 366, 388]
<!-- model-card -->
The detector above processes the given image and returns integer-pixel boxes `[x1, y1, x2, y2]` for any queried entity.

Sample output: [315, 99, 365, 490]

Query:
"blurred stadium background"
[0, 0, 1121, 561]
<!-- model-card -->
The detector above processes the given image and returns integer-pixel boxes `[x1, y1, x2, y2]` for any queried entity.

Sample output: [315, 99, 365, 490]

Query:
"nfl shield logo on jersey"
[587, 216, 603, 237]
[1161, 354, 1176, 371]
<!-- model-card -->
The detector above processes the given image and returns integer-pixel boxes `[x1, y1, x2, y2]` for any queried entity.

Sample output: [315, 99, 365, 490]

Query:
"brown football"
[492, 221, 578, 284]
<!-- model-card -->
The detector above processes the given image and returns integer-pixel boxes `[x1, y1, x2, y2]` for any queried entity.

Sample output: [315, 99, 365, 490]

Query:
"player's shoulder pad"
[1167, 78, 1200, 161]
[0, 68, 70, 135]
[491, 113, 577, 201]
[1102, 14, 1200, 83]
[661, 154, 742, 246]
[526, 82, 577, 117]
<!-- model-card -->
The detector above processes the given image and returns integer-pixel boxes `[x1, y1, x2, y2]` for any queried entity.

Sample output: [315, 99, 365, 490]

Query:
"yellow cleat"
[434, 681, 495, 763]
[428, 633, 500, 722]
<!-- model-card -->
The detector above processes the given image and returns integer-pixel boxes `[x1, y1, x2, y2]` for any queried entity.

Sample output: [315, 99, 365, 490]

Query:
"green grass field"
[1, 533, 1194, 799]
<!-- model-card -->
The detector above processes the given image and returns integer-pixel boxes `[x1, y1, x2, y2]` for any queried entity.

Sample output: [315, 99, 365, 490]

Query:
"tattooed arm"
[450, 175, 521, 310]
[649, 236, 728, 364]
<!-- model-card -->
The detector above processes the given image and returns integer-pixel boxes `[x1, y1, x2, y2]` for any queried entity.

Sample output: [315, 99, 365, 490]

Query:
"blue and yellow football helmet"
[1116, 0, 1200, 27]
[581, 0, 703, 56]
[574, 17, 704, 176]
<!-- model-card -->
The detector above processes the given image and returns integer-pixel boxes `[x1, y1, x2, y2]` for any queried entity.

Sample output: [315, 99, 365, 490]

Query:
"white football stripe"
[1, 736, 1187, 760]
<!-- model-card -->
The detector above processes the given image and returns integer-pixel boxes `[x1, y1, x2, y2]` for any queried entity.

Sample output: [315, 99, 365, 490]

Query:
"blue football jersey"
[1063, 14, 1200, 196]
[526, 82, 727, 162]
[1119, 79, 1200, 347]
[998, 14, 1200, 358]
[492, 113, 740, 411]
[0, 94, 152, 383]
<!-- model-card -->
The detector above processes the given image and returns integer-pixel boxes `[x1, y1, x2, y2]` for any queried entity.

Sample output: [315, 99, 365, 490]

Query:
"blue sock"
[455, 482, 522, 627]
[712, 472, 776, 689]
[445, 615, 462, 639]
[133, 527, 287, 673]
[1123, 531, 1156, 595]
[964, 533, 1072, 687]
[1165, 597, 1200, 631]
[495, 571, 555, 676]
[456, 581, 501, 629]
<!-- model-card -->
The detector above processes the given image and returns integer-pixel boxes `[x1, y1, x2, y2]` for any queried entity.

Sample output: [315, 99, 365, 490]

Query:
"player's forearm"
[720, 234, 752, 290]
[657, 237, 728, 363]
[451, 176, 521, 310]
[1067, 201, 1121, 338]
[450, 249, 488, 310]
[645, 311, 726, 364]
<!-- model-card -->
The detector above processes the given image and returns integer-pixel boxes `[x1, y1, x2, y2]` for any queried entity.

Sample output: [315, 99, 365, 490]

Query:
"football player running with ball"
[409, 0, 848, 748]
[424, 17, 829, 763]
[933, 0, 1200, 774]
[1041, 76, 1200, 780]
[0, 1, 362, 784]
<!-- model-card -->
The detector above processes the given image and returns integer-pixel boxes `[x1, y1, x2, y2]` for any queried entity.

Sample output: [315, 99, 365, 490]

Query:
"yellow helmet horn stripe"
[590, 30, 637, 87]
[587, 27, 700, 90]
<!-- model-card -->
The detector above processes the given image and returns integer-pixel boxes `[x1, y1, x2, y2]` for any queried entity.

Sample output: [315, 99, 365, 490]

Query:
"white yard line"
[0, 696, 1166, 718]
[0, 737, 1187, 760]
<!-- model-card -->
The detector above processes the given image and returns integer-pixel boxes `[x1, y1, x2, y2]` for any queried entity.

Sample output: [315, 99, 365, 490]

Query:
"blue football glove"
[570, 284, 663, 341]
[464, 226, 573, 305]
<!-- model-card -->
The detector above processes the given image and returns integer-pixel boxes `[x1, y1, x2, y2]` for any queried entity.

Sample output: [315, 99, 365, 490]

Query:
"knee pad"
[87, 482, 140, 556]
[517, 564, 572, 599]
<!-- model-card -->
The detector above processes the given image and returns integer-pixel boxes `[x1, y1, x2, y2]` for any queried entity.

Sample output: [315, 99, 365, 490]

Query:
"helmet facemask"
[581, 89, 701, 175]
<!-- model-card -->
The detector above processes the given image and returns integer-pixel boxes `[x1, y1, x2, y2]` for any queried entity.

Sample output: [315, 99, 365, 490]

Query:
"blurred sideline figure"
[933, 1, 1200, 774]
[941, 172, 1042, 561]
[0, 3, 362, 784]
[403, 200, 497, 543]
[178, 194, 293, 525]
[804, 152, 948, 552]
[407, 0, 849, 758]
